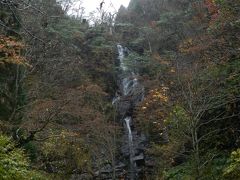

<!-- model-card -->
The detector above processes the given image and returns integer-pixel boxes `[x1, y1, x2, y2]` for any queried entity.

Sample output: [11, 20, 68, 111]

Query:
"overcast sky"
[81, 0, 130, 15]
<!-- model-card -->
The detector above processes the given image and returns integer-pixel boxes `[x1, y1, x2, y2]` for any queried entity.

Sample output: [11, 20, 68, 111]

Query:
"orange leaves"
[85, 84, 108, 96]
[77, 84, 108, 97]
[179, 31, 232, 65]
[27, 99, 56, 120]
[0, 35, 26, 65]
[179, 35, 216, 56]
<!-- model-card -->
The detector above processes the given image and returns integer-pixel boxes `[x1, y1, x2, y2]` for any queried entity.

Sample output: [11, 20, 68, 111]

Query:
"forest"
[0, 0, 239, 179]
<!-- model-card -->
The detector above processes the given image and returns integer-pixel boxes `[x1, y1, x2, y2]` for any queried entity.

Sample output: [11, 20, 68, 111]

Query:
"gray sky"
[81, 0, 130, 15]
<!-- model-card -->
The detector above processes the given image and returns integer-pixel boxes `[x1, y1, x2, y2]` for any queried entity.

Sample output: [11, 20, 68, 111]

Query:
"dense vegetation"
[0, 0, 239, 179]
[116, 0, 240, 179]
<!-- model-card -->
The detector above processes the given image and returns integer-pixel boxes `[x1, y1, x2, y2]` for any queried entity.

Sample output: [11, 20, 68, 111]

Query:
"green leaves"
[223, 149, 240, 179]
[46, 17, 85, 40]
[163, 163, 192, 180]
[0, 135, 46, 180]
[167, 105, 189, 130]
[157, 12, 182, 27]
[206, 58, 240, 96]
[123, 52, 162, 77]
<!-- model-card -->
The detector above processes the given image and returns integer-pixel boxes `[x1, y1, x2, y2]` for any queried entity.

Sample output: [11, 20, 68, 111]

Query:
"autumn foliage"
[0, 35, 26, 65]
[135, 86, 169, 140]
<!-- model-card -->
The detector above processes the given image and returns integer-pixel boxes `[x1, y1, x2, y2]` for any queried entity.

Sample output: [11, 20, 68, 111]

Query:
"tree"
[0, 135, 46, 179]
[223, 149, 240, 179]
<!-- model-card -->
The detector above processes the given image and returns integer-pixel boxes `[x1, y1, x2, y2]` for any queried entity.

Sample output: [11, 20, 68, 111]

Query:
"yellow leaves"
[170, 67, 175, 73]
[77, 84, 108, 97]
[151, 87, 169, 102]
[59, 130, 78, 139]
[227, 72, 238, 81]
[134, 85, 170, 134]
[160, 60, 170, 65]
[154, 93, 168, 102]
[179, 38, 194, 53]
[138, 86, 169, 113]
[188, 38, 193, 44]
[152, 53, 161, 61]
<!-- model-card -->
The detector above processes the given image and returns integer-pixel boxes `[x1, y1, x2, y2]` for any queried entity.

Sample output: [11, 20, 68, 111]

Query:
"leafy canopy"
[0, 135, 46, 180]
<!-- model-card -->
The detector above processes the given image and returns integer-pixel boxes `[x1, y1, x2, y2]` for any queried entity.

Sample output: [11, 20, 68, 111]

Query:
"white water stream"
[114, 44, 145, 179]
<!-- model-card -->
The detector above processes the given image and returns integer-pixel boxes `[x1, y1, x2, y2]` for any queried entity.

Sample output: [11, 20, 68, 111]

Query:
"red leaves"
[204, 0, 219, 14]
[149, 21, 157, 29]
[204, 0, 220, 24]
[0, 35, 26, 65]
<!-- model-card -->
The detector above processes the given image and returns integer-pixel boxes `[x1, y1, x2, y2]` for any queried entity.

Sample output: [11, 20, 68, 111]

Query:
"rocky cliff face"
[112, 44, 152, 179]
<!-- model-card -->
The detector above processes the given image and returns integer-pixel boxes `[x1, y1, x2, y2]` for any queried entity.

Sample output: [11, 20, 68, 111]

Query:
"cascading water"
[117, 44, 127, 71]
[113, 44, 145, 179]
[124, 116, 136, 179]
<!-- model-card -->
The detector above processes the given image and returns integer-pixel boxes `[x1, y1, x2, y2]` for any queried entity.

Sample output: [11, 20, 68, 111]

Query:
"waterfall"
[117, 44, 127, 71]
[124, 116, 135, 178]
[114, 44, 145, 179]
[124, 117, 134, 162]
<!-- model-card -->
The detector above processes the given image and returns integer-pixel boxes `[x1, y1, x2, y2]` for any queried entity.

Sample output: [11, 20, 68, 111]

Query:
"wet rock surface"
[78, 44, 154, 180]
[112, 45, 149, 179]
